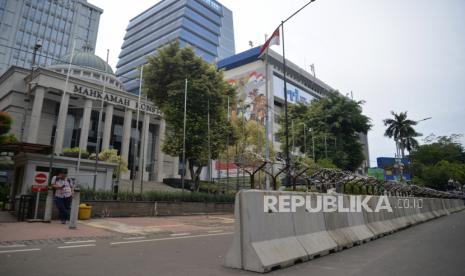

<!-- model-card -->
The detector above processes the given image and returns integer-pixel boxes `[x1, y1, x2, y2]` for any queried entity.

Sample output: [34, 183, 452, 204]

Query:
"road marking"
[0, 248, 41, 254]
[58, 244, 96, 249]
[110, 232, 233, 246]
[64, 240, 96, 244]
[170, 233, 190, 236]
[207, 230, 224, 233]
[123, 236, 146, 240]
[0, 244, 26, 248]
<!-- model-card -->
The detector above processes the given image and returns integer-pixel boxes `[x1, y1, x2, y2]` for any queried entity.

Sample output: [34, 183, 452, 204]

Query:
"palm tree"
[383, 111, 421, 157]
[402, 135, 420, 153]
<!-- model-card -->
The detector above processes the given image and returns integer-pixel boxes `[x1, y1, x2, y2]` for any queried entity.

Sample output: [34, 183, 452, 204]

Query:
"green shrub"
[0, 184, 9, 202]
[79, 188, 235, 203]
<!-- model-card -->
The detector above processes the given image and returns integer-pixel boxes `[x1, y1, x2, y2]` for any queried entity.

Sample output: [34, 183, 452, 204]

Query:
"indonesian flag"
[258, 27, 280, 58]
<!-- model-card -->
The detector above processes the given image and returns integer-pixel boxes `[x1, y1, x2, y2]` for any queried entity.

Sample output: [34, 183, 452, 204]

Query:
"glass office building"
[116, 0, 235, 93]
[0, 0, 102, 74]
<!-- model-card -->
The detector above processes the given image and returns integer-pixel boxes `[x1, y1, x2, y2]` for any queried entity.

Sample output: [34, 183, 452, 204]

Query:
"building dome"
[53, 50, 114, 74]
[47, 48, 124, 90]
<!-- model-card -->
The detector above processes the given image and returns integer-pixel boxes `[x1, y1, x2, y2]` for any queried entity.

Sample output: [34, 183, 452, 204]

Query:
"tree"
[90, 149, 128, 179]
[278, 91, 371, 171]
[0, 112, 17, 145]
[411, 134, 465, 190]
[411, 134, 464, 165]
[383, 111, 421, 157]
[0, 112, 12, 135]
[223, 119, 275, 189]
[144, 42, 235, 191]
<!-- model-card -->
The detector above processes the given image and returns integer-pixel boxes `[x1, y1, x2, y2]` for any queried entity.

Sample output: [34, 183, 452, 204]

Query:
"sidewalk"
[0, 220, 116, 244]
[0, 214, 234, 244]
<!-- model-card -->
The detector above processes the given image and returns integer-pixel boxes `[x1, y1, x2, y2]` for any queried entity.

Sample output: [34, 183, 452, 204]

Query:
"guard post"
[69, 188, 80, 229]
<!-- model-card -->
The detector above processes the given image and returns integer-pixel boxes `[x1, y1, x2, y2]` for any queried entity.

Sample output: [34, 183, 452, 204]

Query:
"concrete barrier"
[443, 199, 453, 214]
[431, 198, 446, 217]
[225, 190, 308, 273]
[421, 198, 436, 221]
[324, 195, 374, 249]
[452, 199, 465, 212]
[293, 193, 338, 259]
[388, 197, 410, 230]
[402, 197, 420, 226]
[225, 190, 465, 273]
[411, 198, 428, 223]
[363, 196, 396, 236]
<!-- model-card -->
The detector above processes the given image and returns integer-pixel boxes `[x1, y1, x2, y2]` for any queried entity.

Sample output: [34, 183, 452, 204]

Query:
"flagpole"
[131, 65, 143, 194]
[281, 21, 291, 187]
[264, 34, 271, 190]
[93, 49, 109, 193]
[181, 78, 187, 193]
[226, 96, 230, 189]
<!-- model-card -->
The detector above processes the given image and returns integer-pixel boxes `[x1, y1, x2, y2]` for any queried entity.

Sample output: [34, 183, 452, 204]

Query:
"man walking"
[51, 170, 74, 224]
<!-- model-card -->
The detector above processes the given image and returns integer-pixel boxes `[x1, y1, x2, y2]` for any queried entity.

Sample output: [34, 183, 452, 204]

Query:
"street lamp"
[416, 117, 432, 123]
[21, 40, 43, 142]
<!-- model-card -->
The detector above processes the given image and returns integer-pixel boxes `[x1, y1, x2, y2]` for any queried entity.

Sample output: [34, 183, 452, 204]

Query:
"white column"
[101, 104, 114, 150]
[26, 86, 45, 144]
[79, 99, 92, 151]
[139, 113, 150, 181]
[155, 119, 166, 182]
[54, 92, 70, 154]
[121, 108, 133, 162]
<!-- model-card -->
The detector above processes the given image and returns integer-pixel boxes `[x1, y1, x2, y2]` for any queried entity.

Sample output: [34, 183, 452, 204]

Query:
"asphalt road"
[1, 211, 465, 276]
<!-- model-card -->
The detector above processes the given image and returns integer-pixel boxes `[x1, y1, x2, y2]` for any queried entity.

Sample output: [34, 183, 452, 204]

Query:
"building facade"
[0, 51, 180, 192]
[216, 46, 370, 175]
[116, 0, 235, 93]
[0, 0, 102, 74]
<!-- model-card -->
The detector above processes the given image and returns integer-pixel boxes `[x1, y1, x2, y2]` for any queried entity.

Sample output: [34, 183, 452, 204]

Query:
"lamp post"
[21, 39, 42, 142]
[309, 128, 315, 162]
[303, 123, 307, 157]
[278, 0, 317, 185]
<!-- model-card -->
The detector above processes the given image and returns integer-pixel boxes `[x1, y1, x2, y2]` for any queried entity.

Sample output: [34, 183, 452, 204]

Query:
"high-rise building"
[116, 0, 235, 93]
[216, 46, 371, 176]
[0, 0, 103, 74]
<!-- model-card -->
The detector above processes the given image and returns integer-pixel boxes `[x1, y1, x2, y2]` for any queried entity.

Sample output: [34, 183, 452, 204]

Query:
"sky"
[90, 0, 465, 167]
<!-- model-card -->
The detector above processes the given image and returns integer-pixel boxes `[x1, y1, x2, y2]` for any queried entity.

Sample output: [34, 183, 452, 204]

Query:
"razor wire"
[231, 150, 462, 199]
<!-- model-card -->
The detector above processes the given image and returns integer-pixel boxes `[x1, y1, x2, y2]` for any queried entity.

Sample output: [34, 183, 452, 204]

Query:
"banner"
[273, 75, 316, 105]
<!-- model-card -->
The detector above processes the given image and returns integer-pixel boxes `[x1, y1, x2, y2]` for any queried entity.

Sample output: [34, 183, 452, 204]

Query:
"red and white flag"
[258, 27, 280, 58]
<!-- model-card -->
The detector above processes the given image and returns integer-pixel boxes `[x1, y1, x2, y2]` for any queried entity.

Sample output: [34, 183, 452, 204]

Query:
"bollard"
[43, 189, 54, 222]
[69, 188, 80, 229]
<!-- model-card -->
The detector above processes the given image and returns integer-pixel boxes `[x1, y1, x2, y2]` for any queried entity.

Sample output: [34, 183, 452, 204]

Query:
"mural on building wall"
[214, 70, 267, 175]
[227, 70, 267, 124]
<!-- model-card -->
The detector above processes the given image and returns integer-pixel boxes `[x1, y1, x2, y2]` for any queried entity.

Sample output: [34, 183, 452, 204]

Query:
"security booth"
[12, 152, 116, 195]
[0, 142, 116, 218]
